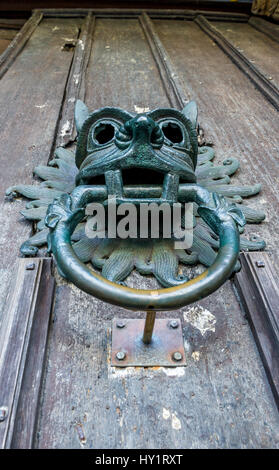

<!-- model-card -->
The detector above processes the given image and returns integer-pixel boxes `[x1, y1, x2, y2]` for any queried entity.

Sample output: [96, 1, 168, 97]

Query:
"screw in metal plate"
[116, 351, 126, 361]
[172, 351, 183, 362]
[169, 320, 179, 329]
[116, 320, 126, 329]
[256, 261, 265, 268]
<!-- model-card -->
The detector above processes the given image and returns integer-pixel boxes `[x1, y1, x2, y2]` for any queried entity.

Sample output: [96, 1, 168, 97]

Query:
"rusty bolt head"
[169, 320, 178, 329]
[172, 352, 183, 362]
[116, 351, 126, 361]
[256, 261, 265, 268]
[116, 320, 126, 329]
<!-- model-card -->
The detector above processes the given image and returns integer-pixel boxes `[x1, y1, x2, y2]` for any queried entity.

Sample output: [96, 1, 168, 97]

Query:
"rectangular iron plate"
[111, 318, 186, 367]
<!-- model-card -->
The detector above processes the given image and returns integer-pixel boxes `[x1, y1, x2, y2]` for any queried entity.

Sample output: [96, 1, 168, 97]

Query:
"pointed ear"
[75, 100, 89, 133]
[182, 101, 198, 128]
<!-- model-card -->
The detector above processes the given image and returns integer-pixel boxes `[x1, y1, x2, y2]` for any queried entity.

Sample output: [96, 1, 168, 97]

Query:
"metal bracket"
[111, 314, 186, 367]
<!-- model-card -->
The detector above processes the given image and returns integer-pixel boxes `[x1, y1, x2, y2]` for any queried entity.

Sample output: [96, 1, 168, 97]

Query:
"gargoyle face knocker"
[7, 100, 266, 312]
[43, 99, 246, 312]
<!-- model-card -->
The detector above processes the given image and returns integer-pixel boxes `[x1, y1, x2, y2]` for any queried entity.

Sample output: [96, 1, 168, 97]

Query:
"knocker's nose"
[115, 115, 164, 150]
[134, 115, 153, 129]
[132, 115, 164, 148]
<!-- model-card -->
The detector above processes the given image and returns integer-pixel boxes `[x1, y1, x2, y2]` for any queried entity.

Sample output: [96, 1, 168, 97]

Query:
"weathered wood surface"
[154, 19, 279, 256]
[139, 12, 189, 108]
[0, 258, 55, 449]
[234, 252, 279, 410]
[0, 39, 11, 56]
[85, 18, 170, 111]
[0, 19, 22, 55]
[194, 15, 279, 110]
[0, 11, 43, 79]
[36, 274, 279, 449]
[0, 18, 80, 328]
[55, 13, 95, 148]
[249, 16, 279, 44]
[32, 16, 279, 449]
[212, 21, 279, 89]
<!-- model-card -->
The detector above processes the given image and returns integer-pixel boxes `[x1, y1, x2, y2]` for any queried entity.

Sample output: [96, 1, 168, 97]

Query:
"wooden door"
[0, 9, 279, 449]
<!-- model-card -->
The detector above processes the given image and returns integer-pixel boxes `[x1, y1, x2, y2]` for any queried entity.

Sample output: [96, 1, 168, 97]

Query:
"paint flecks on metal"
[183, 305, 216, 336]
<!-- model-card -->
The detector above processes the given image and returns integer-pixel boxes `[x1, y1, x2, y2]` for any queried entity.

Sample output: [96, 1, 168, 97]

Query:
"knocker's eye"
[93, 123, 115, 145]
[161, 122, 183, 144]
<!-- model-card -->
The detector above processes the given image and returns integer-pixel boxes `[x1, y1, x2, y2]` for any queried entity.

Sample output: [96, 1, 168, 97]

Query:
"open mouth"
[121, 168, 165, 186]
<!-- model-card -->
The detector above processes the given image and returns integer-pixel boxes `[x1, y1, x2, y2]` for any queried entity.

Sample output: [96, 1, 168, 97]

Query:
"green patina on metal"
[6, 100, 266, 308]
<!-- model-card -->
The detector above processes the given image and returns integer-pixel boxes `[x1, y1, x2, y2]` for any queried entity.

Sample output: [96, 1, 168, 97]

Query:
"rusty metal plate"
[111, 318, 186, 367]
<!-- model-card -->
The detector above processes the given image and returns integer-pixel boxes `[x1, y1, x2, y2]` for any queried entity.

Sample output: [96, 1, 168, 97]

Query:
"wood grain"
[35, 16, 279, 449]
[249, 16, 279, 44]
[0, 258, 55, 449]
[1, 13, 278, 449]
[55, 13, 95, 148]
[139, 12, 190, 108]
[0, 11, 43, 80]
[85, 18, 170, 112]
[0, 18, 80, 342]
[36, 272, 279, 448]
[154, 19, 279, 258]
[195, 15, 279, 111]
[212, 21, 279, 89]
[234, 252, 279, 410]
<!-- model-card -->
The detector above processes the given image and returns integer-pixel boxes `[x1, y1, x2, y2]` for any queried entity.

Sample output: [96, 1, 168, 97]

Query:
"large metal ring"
[46, 186, 242, 311]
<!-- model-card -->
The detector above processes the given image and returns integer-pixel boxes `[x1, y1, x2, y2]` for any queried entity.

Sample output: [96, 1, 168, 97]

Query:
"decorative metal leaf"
[152, 240, 188, 287]
[101, 241, 135, 282]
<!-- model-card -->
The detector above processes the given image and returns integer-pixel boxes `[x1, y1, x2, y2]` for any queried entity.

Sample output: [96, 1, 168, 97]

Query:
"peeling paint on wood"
[183, 306, 216, 336]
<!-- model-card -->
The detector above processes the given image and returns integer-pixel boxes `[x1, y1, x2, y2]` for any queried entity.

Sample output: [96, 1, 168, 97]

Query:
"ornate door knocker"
[6, 100, 266, 366]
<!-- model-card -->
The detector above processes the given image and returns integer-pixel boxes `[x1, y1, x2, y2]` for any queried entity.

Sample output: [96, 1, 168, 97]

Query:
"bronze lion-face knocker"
[6, 100, 266, 312]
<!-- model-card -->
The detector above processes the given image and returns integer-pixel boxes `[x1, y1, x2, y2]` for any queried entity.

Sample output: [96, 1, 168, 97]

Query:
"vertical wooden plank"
[0, 258, 55, 449]
[249, 16, 279, 44]
[0, 11, 43, 79]
[194, 15, 279, 110]
[85, 18, 170, 112]
[0, 18, 80, 323]
[56, 13, 96, 147]
[139, 12, 189, 108]
[34, 15, 279, 450]
[234, 252, 279, 409]
[211, 21, 279, 86]
[152, 19, 279, 256]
